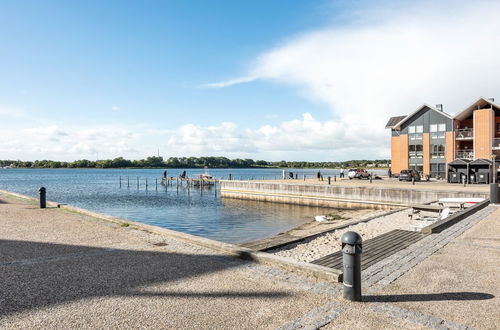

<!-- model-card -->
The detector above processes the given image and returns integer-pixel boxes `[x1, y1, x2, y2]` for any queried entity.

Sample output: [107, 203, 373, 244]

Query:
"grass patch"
[120, 223, 130, 227]
[324, 213, 349, 221]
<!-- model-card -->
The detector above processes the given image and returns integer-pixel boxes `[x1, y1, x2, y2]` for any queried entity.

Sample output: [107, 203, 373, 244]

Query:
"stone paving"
[0, 191, 498, 329]
[363, 205, 496, 291]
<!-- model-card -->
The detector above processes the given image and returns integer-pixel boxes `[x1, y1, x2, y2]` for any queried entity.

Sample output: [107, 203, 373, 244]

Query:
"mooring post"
[341, 231, 362, 301]
[155, 178, 158, 192]
[39, 187, 46, 209]
[303, 175, 306, 181]
[137, 176, 139, 189]
[370, 173, 373, 184]
[119, 176, 121, 188]
[229, 173, 232, 180]
[127, 176, 130, 188]
[145, 178, 148, 191]
[328, 176, 331, 184]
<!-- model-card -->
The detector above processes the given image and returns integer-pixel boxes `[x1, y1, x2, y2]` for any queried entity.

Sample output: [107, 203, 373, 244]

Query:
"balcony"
[455, 128, 473, 140]
[493, 138, 500, 150]
[456, 150, 473, 160]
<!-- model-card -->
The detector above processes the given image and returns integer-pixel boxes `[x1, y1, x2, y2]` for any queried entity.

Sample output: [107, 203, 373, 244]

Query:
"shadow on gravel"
[0, 239, 291, 317]
[363, 292, 494, 302]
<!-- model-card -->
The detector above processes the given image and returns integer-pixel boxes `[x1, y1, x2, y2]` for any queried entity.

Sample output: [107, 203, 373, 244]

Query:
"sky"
[1, 0, 500, 162]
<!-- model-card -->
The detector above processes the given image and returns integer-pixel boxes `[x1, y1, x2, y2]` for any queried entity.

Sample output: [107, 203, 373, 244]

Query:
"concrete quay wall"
[220, 181, 489, 209]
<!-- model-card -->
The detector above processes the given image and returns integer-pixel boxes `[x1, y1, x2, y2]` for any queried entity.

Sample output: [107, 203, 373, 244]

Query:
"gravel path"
[270, 208, 413, 262]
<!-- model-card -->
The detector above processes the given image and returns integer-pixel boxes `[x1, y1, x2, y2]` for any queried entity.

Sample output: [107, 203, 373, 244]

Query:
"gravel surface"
[270, 208, 413, 262]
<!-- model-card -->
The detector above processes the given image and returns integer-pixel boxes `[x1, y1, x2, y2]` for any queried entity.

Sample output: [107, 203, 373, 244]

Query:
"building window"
[430, 164, 446, 179]
[431, 144, 445, 158]
[409, 144, 423, 158]
[409, 125, 423, 140]
[430, 123, 446, 139]
[409, 164, 423, 175]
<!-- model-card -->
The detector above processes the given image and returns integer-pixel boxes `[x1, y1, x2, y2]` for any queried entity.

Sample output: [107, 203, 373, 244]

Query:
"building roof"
[470, 158, 493, 165]
[448, 159, 471, 166]
[387, 104, 453, 130]
[454, 97, 500, 121]
[385, 116, 407, 129]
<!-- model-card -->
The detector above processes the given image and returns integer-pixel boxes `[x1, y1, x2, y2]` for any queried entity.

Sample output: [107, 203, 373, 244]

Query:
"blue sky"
[1, 0, 500, 161]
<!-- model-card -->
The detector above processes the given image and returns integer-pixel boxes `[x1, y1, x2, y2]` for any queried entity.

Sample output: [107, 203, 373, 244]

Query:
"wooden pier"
[118, 176, 219, 193]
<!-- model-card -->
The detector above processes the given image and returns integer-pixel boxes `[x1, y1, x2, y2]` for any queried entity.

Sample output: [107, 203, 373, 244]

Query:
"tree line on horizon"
[0, 156, 390, 169]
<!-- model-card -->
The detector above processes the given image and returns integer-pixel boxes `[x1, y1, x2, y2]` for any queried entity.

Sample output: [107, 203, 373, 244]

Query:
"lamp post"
[493, 154, 497, 183]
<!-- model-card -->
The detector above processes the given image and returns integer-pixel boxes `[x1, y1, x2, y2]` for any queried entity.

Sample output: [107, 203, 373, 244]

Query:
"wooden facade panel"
[445, 131, 455, 163]
[401, 134, 409, 170]
[474, 109, 493, 159]
[391, 134, 408, 173]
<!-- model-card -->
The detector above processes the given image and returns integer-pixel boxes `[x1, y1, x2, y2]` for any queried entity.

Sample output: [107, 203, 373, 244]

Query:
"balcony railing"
[493, 138, 500, 150]
[456, 128, 473, 139]
[456, 150, 473, 160]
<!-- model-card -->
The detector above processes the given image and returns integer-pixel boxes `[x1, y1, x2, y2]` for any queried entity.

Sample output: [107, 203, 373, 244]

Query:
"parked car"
[348, 168, 371, 180]
[399, 169, 421, 182]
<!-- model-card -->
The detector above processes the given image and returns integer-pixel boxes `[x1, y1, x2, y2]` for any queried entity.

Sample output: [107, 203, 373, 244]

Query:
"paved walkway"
[0, 192, 498, 329]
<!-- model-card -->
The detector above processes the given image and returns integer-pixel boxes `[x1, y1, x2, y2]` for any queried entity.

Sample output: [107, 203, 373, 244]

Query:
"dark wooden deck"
[310, 229, 426, 271]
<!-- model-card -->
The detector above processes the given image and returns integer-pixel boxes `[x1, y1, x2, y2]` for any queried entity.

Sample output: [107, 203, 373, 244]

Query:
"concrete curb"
[0, 189, 342, 283]
[421, 199, 491, 234]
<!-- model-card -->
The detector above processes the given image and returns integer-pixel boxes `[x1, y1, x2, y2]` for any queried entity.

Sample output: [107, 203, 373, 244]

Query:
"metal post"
[127, 176, 130, 188]
[137, 176, 139, 189]
[229, 173, 232, 180]
[334, 175, 336, 182]
[39, 187, 46, 209]
[119, 176, 121, 188]
[146, 178, 148, 191]
[490, 183, 500, 204]
[341, 231, 362, 301]
[370, 173, 373, 184]
[328, 176, 331, 185]
[156, 178, 158, 192]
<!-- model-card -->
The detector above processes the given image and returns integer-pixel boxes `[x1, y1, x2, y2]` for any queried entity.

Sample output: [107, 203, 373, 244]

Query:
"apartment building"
[386, 97, 500, 181]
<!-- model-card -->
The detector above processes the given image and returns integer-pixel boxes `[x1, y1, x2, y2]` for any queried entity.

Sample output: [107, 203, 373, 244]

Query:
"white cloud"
[166, 113, 357, 159]
[201, 75, 258, 88]
[206, 0, 500, 159]
[111, 105, 120, 111]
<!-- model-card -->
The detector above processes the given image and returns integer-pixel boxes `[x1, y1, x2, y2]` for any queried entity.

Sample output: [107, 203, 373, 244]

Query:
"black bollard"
[229, 173, 232, 180]
[328, 176, 331, 185]
[39, 187, 46, 209]
[334, 175, 336, 182]
[341, 231, 362, 301]
[490, 183, 500, 204]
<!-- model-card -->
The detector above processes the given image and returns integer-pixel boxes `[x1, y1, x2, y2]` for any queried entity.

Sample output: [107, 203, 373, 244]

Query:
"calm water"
[0, 168, 384, 243]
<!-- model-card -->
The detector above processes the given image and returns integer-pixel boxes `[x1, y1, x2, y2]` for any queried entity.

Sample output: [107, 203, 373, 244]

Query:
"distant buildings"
[387, 97, 500, 182]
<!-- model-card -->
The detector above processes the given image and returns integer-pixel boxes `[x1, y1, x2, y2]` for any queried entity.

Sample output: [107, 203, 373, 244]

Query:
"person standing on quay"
[282, 168, 286, 180]
[340, 168, 344, 178]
